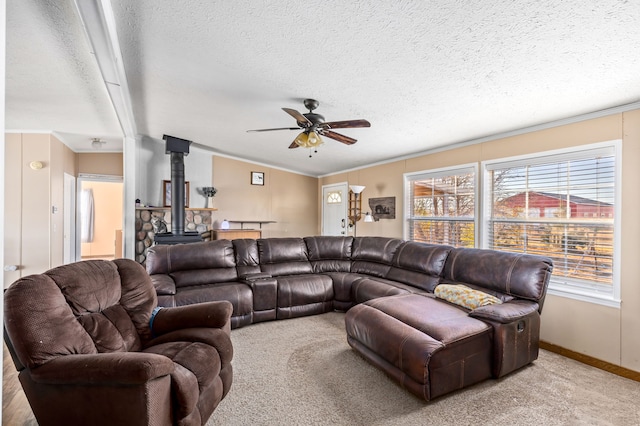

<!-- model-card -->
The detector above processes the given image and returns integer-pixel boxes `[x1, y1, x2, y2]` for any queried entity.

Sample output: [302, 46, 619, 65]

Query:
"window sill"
[547, 282, 620, 308]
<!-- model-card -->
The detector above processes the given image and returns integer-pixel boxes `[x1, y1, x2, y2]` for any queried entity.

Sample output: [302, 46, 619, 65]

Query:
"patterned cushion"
[434, 284, 503, 310]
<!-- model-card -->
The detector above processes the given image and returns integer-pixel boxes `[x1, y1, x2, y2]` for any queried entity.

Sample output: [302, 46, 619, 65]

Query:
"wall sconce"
[348, 185, 365, 236]
[364, 212, 374, 222]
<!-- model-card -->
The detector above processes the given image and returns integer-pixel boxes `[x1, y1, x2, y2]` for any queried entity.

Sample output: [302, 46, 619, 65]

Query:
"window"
[326, 191, 342, 204]
[405, 165, 476, 247]
[483, 141, 620, 306]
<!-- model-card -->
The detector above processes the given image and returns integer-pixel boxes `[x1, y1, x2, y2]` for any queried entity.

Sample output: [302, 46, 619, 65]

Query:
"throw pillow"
[434, 284, 503, 310]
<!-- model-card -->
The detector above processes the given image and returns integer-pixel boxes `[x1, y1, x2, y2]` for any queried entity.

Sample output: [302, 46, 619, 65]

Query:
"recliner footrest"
[345, 294, 492, 401]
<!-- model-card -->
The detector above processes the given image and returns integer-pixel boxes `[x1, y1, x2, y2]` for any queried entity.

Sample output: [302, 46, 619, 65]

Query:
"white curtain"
[81, 188, 95, 243]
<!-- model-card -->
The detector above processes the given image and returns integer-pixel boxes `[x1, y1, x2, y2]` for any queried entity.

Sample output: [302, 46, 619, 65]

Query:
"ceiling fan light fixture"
[294, 131, 323, 149]
[91, 138, 106, 149]
[307, 131, 323, 147]
[294, 131, 309, 147]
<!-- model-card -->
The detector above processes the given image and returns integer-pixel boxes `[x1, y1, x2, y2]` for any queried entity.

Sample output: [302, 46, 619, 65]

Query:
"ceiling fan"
[247, 99, 371, 151]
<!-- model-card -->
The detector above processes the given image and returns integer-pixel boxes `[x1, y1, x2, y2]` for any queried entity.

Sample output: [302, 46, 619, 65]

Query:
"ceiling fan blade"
[321, 119, 371, 129]
[282, 108, 312, 126]
[247, 127, 300, 132]
[322, 130, 357, 145]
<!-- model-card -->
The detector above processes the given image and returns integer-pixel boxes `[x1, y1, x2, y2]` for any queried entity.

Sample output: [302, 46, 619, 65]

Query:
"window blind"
[486, 147, 615, 286]
[406, 166, 476, 247]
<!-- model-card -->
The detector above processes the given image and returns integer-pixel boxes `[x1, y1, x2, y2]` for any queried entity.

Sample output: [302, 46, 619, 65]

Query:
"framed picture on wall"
[163, 180, 190, 207]
[251, 171, 264, 186]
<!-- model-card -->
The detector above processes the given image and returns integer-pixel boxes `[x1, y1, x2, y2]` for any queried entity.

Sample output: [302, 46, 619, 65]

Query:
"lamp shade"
[364, 212, 374, 222]
[349, 185, 365, 194]
[307, 131, 322, 147]
[294, 131, 324, 148]
[294, 132, 309, 147]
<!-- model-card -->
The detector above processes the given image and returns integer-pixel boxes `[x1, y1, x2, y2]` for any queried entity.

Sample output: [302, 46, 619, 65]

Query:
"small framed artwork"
[251, 171, 264, 186]
[163, 180, 190, 207]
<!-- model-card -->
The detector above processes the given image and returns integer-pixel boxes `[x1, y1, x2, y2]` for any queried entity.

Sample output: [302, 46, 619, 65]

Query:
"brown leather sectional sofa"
[146, 236, 553, 400]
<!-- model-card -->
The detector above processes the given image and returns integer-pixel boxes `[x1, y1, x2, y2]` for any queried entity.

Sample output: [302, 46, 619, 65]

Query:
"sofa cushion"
[150, 275, 177, 295]
[443, 248, 553, 304]
[276, 274, 334, 319]
[305, 236, 353, 273]
[232, 239, 262, 277]
[305, 236, 353, 260]
[325, 272, 364, 304]
[386, 242, 452, 292]
[168, 283, 253, 316]
[145, 241, 239, 290]
[47, 260, 122, 315]
[146, 240, 237, 275]
[258, 238, 308, 263]
[77, 304, 141, 353]
[171, 268, 239, 288]
[350, 237, 404, 278]
[257, 238, 313, 276]
[46, 261, 144, 352]
[351, 237, 403, 264]
[276, 274, 334, 308]
[4, 274, 98, 368]
[435, 284, 502, 310]
[351, 277, 412, 304]
[114, 259, 158, 344]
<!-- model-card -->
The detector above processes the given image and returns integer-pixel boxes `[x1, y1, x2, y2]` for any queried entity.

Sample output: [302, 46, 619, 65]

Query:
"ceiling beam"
[74, 0, 136, 139]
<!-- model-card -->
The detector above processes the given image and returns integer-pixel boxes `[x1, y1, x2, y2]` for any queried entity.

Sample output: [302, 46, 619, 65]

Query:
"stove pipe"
[165, 135, 190, 234]
[154, 135, 202, 245]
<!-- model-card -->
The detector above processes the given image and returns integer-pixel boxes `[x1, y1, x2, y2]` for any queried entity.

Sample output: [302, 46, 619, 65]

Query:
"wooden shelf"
[228, 220, 275, 229]
[136, 207, 218, 211]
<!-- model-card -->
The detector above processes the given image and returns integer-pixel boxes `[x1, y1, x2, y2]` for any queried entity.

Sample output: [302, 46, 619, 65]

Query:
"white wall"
[137, 136, 213, 208]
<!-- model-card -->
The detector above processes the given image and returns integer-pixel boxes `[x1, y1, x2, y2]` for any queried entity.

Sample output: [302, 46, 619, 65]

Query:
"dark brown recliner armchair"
[4, 259, 233, 426]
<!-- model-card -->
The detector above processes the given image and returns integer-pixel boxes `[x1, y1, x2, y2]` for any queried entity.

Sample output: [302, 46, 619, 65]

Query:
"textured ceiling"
[6, 0, 640, 176]
[5, 1, 123, 150]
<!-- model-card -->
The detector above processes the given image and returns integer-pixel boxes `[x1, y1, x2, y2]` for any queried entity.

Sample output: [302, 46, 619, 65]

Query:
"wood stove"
[154, 135, 203, 245]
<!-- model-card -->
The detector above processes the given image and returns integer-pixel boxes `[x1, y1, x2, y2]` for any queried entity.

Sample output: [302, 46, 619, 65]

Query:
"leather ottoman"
[345, 293, 493, 401]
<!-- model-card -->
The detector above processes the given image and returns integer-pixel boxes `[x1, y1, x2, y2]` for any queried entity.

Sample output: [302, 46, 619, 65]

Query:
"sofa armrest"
[151, 301, 233, 336]
[471, 300, 542, 378]
[146, 328, 234, 365]
[29, 352, 173, 385]
[470, 300, 539, 324]
[150, 274, 176, 295]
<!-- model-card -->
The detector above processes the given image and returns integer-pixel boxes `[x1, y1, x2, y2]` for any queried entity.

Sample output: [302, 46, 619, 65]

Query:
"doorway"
[321, 182, 348, 236]
[63, 173, 76, 264]
[77, 174, 124, 261]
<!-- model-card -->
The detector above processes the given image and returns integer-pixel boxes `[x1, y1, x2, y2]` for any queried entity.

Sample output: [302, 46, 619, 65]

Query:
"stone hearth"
[135, 208, 213, 264]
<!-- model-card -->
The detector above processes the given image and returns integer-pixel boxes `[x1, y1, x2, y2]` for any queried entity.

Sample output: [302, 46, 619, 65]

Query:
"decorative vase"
[207, 197, 214, 208]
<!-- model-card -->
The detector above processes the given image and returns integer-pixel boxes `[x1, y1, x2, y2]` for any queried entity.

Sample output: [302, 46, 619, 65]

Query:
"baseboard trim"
[540, 341, 640, 382]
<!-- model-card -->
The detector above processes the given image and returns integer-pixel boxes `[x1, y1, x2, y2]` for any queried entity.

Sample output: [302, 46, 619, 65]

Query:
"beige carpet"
[208, 312, 640, 426]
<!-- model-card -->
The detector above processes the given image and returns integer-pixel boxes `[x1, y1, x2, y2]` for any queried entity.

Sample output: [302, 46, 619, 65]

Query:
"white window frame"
[404, 163, 479, 247]
[481, 140, 622, 308]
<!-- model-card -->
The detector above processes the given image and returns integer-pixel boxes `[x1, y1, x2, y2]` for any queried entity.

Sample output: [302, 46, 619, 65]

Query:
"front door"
[322, 182, 348, 236]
